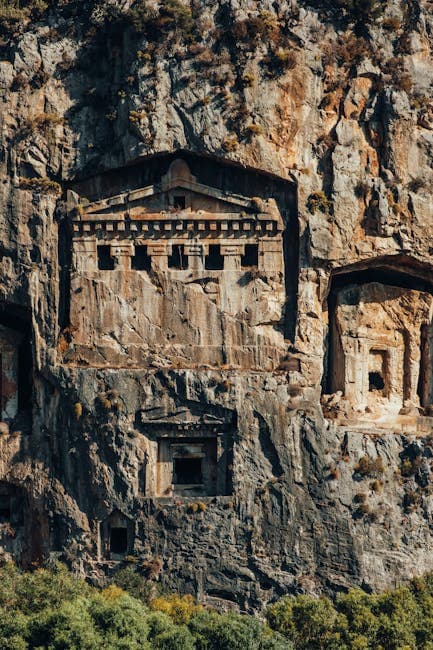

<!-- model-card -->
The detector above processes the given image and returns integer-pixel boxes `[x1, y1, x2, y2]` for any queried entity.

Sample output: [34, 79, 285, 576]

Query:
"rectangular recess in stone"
[97, 246, 114, 270]
[0, 495, 10, 522]
[173, 195, 186, 210]
[110, 527, 128, 554]
[132, 245, 151, 271]
[157, 438, 217, 497]
[168, 244, 188, 270]
[205, 245, 224, 270]
[241, 244, 259, 269]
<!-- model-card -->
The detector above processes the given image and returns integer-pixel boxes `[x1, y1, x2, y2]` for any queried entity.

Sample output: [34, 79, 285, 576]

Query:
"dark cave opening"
[205, 245, 224, 271]
[0, 495, 10, 522]
[173, 195, 186, 210]
[110, 527, 128, 555]
[0, 303, 32, 415]
[241, 244, 259, 269]
[173, 457, 203, 485]
[97, 245, 115, 270]
[132, 245, 151, 271]
[369, 372, 385, 392]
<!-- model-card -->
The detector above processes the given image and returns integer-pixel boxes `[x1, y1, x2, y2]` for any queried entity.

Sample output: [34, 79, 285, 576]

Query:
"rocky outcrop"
[0, 0, 433, 613]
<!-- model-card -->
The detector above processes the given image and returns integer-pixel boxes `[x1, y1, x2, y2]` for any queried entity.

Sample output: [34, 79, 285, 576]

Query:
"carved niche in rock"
[0, 325, 23, 421]
[0, 482, 24, 557]
[328, 282, 433, 421]
[100, 510, 134, 560]
[137, 403, 234, 498]
[66, 158, 287, 370]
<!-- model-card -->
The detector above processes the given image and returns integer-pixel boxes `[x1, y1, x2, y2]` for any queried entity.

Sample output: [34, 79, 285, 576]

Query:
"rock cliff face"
[1, 0, 433, 612]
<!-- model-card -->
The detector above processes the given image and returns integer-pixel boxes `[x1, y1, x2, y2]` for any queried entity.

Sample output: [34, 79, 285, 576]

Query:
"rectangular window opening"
[205, 244, 224, 271]
[173, 195, 186, 210]
[0, 496, 11, 522]
[369, 372, 385, 392]
[97, 245, 114, 270]
[132, 245, 151, 271]
[138, 460, 147, 497]
[241, 244, 259, 269]
[368, 350, 388, 395]
[168, 244, 188, 270]
[110, 527, 128, 554]
[173, 457, 203, 485]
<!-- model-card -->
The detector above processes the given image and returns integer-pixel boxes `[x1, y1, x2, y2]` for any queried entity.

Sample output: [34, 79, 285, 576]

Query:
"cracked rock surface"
[1, 0, 433, 612]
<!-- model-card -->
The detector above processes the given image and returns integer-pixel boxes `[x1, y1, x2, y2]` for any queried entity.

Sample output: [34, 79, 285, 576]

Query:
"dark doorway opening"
[132, 245, 151, 271]
[241, 244, 259, 269]
[369, 372, 385, 392]
[110, 527, 128, 554]
[168, 244, 188, 270]
[174, 458, 203, 485]
[0, 496, 10, 522]
[173, 195, 186, 210]
[0, 304, 33, 415]
[205, 245, 224, 271]
[97, 245, 114, 270]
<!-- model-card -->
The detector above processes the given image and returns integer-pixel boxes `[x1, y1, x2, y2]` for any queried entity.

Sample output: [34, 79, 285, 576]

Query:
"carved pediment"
[69, 159, 283, 235]
[138, 402, 235, 429]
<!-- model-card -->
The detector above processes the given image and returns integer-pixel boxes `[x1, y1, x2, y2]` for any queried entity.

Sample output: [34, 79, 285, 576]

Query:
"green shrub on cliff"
[127, 0, 195, 42]
[336, 0, 386, 21]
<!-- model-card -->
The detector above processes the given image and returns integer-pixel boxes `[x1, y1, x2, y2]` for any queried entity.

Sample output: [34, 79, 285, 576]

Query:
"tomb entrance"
[0, 305, 32, 424]
[66, 154, 296, 369]
[100, 510, 134, 560]
[325, 272, 433, 428]
[136, 404, 234, 498]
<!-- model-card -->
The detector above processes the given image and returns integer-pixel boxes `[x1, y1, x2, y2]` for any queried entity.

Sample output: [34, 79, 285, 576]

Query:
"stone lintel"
[220, 244, 244, 256]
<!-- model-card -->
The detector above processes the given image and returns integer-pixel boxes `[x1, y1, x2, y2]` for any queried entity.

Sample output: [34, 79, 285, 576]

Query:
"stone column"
[343, 337, 364, 407]
[387, 347, 401, 405]
[148, 243, 169, 271]
[406, 329, 422, 406]
[420, 324, 433, 409]
[219, 245, 242, 317]
[72, 238, 97, 272]
[221, 244, 242, 271]
[216, 434, 227, 496]
[259, 238, 284, 276]
[111, 242, 134, 271]
[296, 268, 330, 389]
[184, 242, 203, 273]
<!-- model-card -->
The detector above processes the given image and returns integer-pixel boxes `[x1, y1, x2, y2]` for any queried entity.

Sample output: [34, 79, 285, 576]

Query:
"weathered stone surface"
[1, 0, 433, 613]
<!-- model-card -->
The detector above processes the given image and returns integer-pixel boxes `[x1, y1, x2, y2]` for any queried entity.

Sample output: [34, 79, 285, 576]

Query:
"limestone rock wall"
[0, 0, 433, 612]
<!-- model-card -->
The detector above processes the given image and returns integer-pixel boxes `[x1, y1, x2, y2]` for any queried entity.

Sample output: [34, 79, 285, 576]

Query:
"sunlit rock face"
[3, 0, 433, 612]
[67, 158, 288, 371]
[326, 283, 433, 423]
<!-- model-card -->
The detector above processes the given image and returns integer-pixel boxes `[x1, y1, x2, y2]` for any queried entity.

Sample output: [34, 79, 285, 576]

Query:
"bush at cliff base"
[5, 562, 433, 648]
[0, 563, 288, 649]
[266, 576, 433, 649]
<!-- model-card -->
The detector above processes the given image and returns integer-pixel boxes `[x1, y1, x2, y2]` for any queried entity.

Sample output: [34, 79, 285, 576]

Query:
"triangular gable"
[71, 159, 276, 218]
